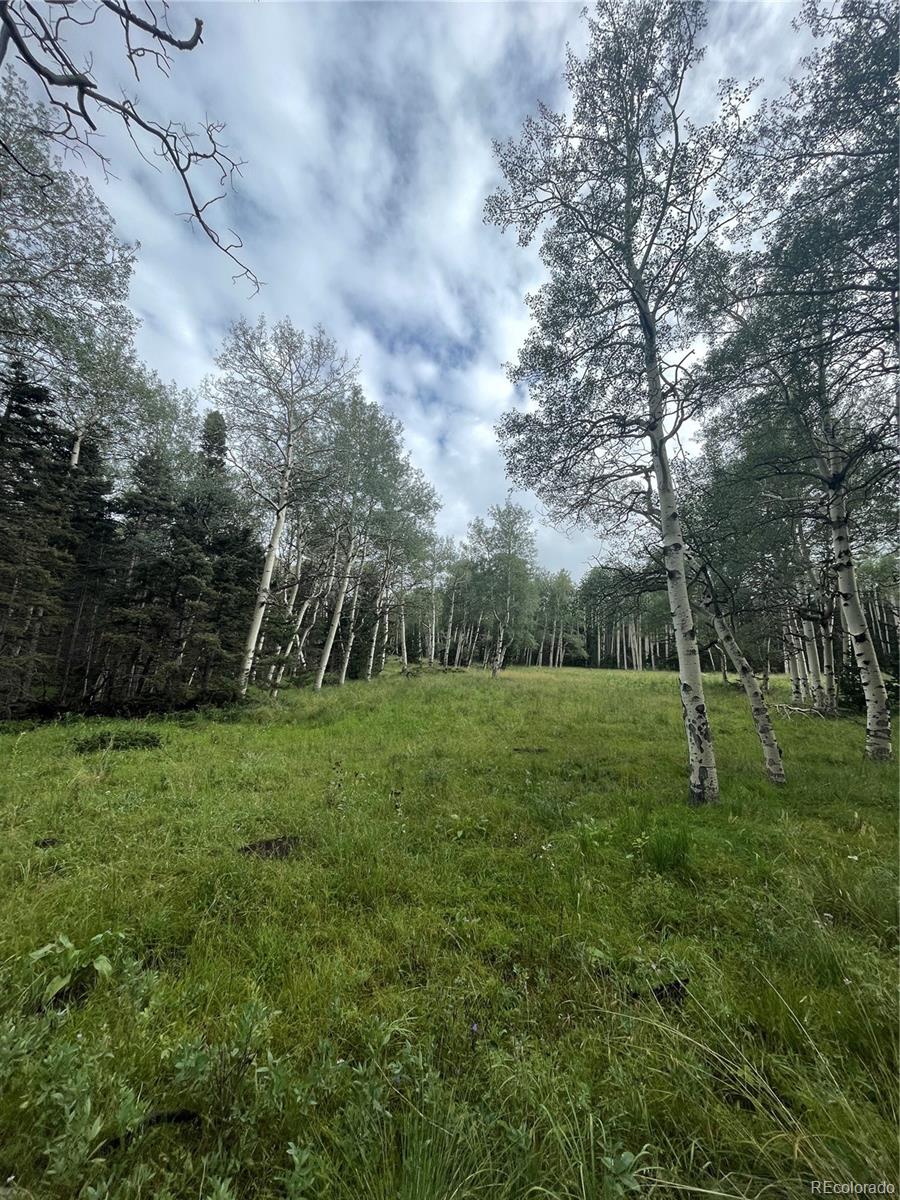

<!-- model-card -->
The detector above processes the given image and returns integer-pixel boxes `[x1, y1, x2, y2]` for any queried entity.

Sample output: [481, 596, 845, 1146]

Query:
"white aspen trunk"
[399, 596, 408, 668]
[548, 616, 557, 671]
[763, 638, 771, 695]
[649, 420, 719, 805]
[801, 617, 828, 711]
[70, 428, 84, 468]
[701, 598, 785, 784]
[314, 540, 355, 692]
[830, 491, 891, 760]
[379, 611, 390, 673]
[365, 613, 381, 681]
[296, 599, 319, 669]
[820, 608, 837, 712]
[272, 596, 313, 696]
[466, 611, 483, 669]
[491, 626, 504, 678]
[453, 622, 465, 668]
[428, 582, 437, 666]
[790, 617, 812, 702]
[491, 590, 512, 679]
[239, 495, 289, 696]
[268, 547, 304, 685]
[338, 572, 365, 686]
[443, 588, 456, 668]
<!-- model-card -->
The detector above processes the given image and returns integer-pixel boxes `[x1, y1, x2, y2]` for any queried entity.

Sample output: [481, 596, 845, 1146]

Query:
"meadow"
[0, 668, 896, 1199]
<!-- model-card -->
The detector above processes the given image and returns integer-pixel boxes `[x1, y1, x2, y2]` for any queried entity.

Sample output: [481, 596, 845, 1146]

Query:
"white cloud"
[23, 0, 805, 575]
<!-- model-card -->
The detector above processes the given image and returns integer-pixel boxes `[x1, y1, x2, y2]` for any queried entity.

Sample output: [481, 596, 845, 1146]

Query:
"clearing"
[0, 668, 895, 1199]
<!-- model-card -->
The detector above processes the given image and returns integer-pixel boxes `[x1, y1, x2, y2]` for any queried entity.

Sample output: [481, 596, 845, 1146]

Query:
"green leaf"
[42, 972, 72, 1003]
[92, 955, 113, 978]
[29, 943, 57, 962]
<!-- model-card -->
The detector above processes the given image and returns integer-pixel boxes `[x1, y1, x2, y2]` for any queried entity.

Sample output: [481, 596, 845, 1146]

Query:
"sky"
[39, 0, 807, 575]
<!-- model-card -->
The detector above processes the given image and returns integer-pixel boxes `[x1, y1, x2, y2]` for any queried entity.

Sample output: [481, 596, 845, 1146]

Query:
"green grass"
[0, 667, 896, 1199]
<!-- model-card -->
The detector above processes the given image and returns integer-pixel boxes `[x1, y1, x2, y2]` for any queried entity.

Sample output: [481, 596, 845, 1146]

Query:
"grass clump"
[0, 667, 895, 1198]
[73, 728, 163, 754]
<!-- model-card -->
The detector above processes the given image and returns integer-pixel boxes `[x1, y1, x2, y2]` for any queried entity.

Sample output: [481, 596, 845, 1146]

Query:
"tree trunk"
[466, 611, 483, 669]
[491, 625, 505, 678]
[428, 582, 436, 666]
[70, 428, 84, 468]
[314, 541, 355, 691]
[800, 617, 828, 711]
[701, 597, 785, 784]
[442, 588, 455, 668]
[830, 490, 891, 759]
[239, 498, 288, 696]
[272, 596, 313, 697]
[399, 596, 408, 668]
[647, 379, 719, 804]
[338, 578, 363, 686]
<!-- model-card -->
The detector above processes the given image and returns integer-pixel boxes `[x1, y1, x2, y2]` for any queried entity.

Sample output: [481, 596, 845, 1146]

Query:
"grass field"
[0, 668, 896, 1199]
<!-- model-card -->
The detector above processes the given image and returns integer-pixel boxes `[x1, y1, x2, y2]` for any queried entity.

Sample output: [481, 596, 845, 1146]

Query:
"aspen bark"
[428, 582, 436, 666]
[466, 611, 483, 668]
[800, 617, 828, 711]
[70, 428, 84, 468]
[700, 598, 785, 784]
[442, 588, 456, 668]
[338, 582, 362, 685]
[790, 618, 812, 703]
[314, 540, 355, 691]
[491, 625, 505, 678]
[830, 490, 891, 759]
[239, 495, 289, 696]
[399, 596, 408, 668]
[272, 596, 313, 696]
[649, 411, 719, 804]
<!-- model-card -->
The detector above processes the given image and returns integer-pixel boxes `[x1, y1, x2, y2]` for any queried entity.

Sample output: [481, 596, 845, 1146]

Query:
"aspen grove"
[1, 0, 896, 796]
[0, 3, 897, 1194]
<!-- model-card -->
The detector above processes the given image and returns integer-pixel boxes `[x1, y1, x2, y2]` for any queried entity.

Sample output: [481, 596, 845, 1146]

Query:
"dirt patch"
[238, 835, 302, 860]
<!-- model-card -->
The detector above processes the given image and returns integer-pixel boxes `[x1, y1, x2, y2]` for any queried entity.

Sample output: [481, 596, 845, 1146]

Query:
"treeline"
[0, 73, 667, 715]
[1, 0, 897, 807]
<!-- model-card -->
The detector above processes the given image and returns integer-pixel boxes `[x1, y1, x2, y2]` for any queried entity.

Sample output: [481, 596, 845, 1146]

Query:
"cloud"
[25, 0, 805, 576]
